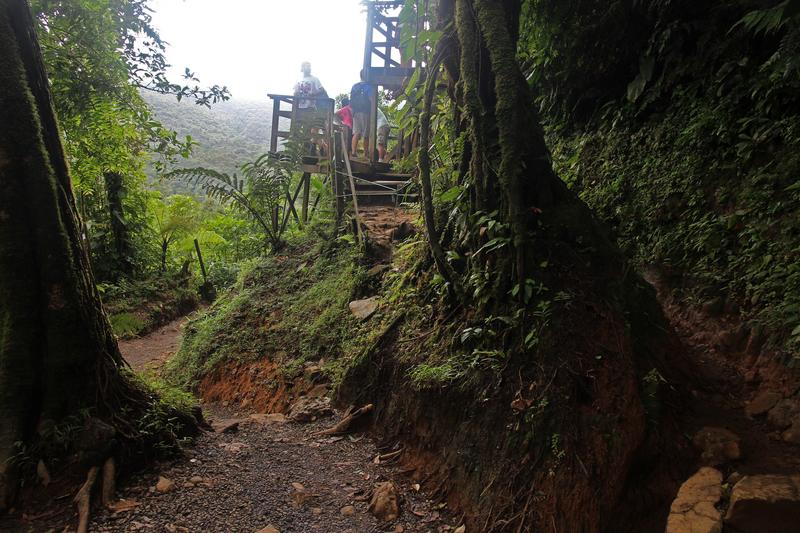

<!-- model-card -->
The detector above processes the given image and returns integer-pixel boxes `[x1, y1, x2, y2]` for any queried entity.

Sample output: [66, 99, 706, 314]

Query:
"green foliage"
[109, 312, 146, 337]
[531, 0, 800, 349]
[32, 0, 230, 281]
[164, 236, 365, 388]
[100, 274, 199, 338]
[127, 370, 198, 454]
[164, 157, 289, 249]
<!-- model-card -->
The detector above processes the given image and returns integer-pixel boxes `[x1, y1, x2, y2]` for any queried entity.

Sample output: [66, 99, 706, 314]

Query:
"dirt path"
[119, 315, 188, 371]
[89, 406, 456, 532]
[107, 290, 456, 532]
[92, 280, 456, 533]
[647, 269, 800, 504]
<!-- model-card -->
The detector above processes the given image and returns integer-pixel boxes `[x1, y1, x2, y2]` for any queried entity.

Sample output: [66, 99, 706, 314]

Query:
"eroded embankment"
[169, 212, 692, 533]
[336, 261, 689, 532]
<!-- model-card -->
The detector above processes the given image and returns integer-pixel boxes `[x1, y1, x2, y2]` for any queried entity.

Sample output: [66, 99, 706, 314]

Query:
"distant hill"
[142, 92, 274, 195]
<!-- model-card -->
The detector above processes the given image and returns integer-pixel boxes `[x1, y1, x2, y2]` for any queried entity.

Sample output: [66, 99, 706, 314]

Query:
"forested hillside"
[529, 1, 800, 357]
[143, 92, 273, 185]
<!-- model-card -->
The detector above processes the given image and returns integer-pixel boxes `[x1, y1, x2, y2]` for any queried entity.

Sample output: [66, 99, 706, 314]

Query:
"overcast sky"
[149, 0, 367, 101]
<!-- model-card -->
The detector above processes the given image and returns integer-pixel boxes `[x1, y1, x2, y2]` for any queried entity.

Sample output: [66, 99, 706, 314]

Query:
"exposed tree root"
[73, 466, 99, 533]
[378, 448, 404, 463]
[314, 404, 374, 436]
[101, 457, 115, 507]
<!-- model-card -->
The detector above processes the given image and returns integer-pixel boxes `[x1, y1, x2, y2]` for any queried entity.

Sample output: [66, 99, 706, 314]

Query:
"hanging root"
[314, 404, 374, 436]
[73, 466, 99, 533]
[418, 41, 465, 299]
[101, 457, 115, 508]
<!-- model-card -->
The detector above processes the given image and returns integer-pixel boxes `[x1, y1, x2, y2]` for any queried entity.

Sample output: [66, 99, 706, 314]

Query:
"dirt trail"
[89, 408, 455, 533]
[119, 315, 188, 371]
[100, 284, 459, 533]
[647, 269, 800, 501]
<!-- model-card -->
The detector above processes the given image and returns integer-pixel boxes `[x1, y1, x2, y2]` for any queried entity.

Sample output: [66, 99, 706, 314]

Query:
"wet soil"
[119, 315, 188, 371]
[646, 269, 800, 477]
[88, 406, 457, 533]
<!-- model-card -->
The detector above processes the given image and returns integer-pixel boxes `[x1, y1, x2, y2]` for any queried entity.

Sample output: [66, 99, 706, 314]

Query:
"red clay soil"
[645, 268, 800, 479]
[198, 359, 328, 415]
[359, 206, 417, 245]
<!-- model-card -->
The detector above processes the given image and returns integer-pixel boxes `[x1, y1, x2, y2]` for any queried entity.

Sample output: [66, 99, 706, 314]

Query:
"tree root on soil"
[101, 457, 115, 507]
[73, 466, 98, 533]
[314, 404, 374, 436]
[73, 457, 116, 533]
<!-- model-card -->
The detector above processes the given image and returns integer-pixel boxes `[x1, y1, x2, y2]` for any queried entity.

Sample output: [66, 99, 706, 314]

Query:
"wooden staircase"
[343, 158, 416, 206]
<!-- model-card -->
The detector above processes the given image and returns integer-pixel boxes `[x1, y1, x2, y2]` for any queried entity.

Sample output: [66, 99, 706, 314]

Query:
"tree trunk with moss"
[428, 0, 623, 296]
[0, 0, 144, 509]
[104, 171, 134, 277]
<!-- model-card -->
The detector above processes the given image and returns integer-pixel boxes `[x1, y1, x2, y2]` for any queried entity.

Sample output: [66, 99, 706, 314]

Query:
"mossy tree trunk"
[0, 0, 138, 509]
[104, 171, 134, 278]
[427, 0, 623, 296]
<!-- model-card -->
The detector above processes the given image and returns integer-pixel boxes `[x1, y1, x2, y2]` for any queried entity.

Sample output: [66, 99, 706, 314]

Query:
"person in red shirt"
[335, 96, 353, 129]
[334, 97, 354, 157]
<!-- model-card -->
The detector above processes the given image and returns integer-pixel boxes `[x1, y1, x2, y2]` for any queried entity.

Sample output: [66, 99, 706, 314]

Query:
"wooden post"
[301, 172, 311, 224]
[363, 3, 374, 81]
[193, 238, 207, 282]
[340, 129, 364, 244]
[333, 127, 345, 226]
[270, 97, 280, 153]
[368, 84, 378, 163]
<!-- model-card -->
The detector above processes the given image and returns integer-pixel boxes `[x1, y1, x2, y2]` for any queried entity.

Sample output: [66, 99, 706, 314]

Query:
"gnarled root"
[101, 457, 115, 508]
[73, 466, 99, 533]
[314, 404, 374, 436]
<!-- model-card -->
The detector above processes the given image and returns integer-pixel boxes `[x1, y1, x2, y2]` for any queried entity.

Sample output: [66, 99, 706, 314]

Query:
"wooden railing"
[266, 94, 334, 155]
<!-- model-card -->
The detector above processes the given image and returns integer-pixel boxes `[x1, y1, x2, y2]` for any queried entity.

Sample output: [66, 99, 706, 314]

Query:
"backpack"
[350, 82, 372, 113]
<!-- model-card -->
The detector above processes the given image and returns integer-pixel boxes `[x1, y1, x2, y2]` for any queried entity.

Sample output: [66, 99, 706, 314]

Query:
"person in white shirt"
[375, 107, 391, 162]
[364, 107, 392, 162]
[294, 61, 325, 110]
[293, 62, 329, 155]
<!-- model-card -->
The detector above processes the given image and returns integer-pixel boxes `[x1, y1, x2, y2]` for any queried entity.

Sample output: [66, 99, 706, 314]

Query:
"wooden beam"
[363, 3, 374, 80]
[340, 129, 364, 244]
[301, 172, 310, 224]
[270, 98, 280, 152]
[371, 47, 401, 68]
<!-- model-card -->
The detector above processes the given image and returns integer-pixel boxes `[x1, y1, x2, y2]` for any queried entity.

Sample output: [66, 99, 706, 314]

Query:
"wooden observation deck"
[266, 0, 420, 231]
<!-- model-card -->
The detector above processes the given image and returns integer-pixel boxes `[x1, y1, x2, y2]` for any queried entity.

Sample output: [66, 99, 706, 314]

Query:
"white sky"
[149, 0, 368, 101]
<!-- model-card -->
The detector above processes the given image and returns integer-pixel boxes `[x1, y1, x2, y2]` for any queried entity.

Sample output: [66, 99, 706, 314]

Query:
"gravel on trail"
[89, 404, 460, 533]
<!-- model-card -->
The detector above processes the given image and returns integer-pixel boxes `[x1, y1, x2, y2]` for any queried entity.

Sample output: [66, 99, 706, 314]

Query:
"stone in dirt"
[211, 418, 246, 433]
[306, 384, 329, 398]
[745, 391, 782, 417]
[367, 263, 392, 278]
[290, 482, 313, 508]
[249, 413, 288, 425]
[767, 398, 800, 429]
[724, 474, 800, 533]
[289, 396, 334, 423]
[340, 505, 357, 516]
[665, 467, 723, 533]
[390, 221, 416, 242]
[155, 476, 176, 494]
[782, 419, 800, 444]
[368, 481, 400, 522]
[349, 297, 379, 320]
[255, 526, 280, 533]
[692, 426, 741, 466]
